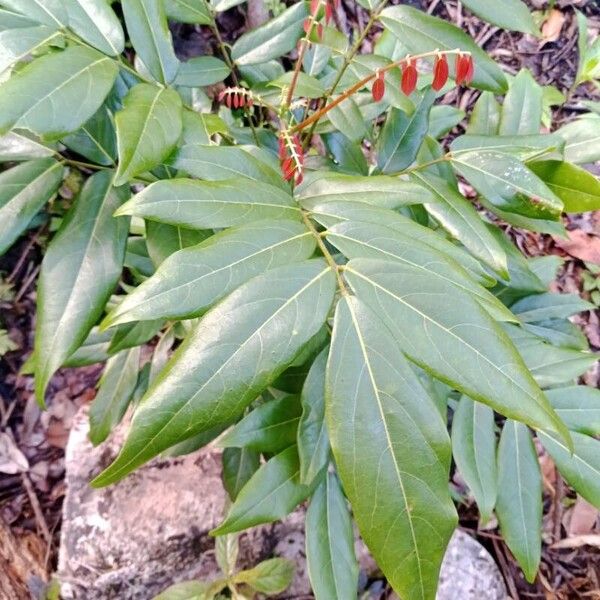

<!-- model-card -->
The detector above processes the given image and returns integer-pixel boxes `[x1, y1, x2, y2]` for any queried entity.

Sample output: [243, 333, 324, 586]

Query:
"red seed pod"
[465, 55, 474, 84]
[311, 0, 319, 15]
[401, 59, 418, 95]
[225, 94, 232, 108]
[372, 72, 385, 102]
[455, 54, 469, 86]
[239, 94, 246, 108]
[303, 17, 311, 34]
[294, 170, 304, 185]
[234, 92, 241, 108]
[325, 1, 332, 24]
[278, 138, 287, 160]
[432, 54, 449, 91]
[317, 22, 324, 41]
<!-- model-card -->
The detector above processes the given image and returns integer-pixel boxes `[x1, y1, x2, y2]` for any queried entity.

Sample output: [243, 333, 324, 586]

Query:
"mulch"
[1, 1, 599, 598]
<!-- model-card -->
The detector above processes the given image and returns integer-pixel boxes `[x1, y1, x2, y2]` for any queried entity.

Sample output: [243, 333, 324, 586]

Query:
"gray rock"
[436, 530, 508, 600]
[58, 408, 507, 600]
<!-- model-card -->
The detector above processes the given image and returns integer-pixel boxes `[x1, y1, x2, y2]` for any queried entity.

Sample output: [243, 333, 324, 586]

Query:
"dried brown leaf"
[541, 9, 565, 44]
[554, 230, 600, 265]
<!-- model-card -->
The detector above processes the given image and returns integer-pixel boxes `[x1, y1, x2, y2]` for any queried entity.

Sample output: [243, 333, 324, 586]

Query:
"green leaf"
[297, 348, 329, 485]
[218, 395, 302, 453]
[164, 0, 212, 24]
[556, 115, 600, 165]
[414, 173, 509, 277]
[270, 71, 326, 99]
[546, 386, 600, 436]
[344, 258, 570, 444]
[216, 532, 239, 577]
[0, 45, 118, 138]
[34, 171, 130, 405]
[212, 446, 311, 534]
[523, 319, 588, 351]
[306, 199, 494, 286]
[450, 151, 563, 220]
[380, 5, 507, 93]
[0, 26, 62, 74]
[211, 0, 245, 12]
[122, 0, 180, 85]
[169, 145, 284, 189]
[539, 431, 600, 509]
[306, 472, 358, 600]
[233, 557, 295, 594]
[326, 96, 368, 143]
[63, 0, 125, 55]
[116, 178, 299, 228]
[62, 106, 117, 167]
[152, 580, 212, 600]
[175, 56, 230, 87]
[108, 319, 163, 354]
[326, 220, 515, 322]
[327, 296, 456, 600]
[504, 324, 597, 388]
[377, 89, 435, 174]
[222, 447, 260, 500]
[499, 70, 543, 135]
[89, 347, 140, 445]
[0, 158, 63, 255]
[145, 221, 211, 267]
[451, 134, 564, 160]
[92, 260, 335, 486]
[451, 396, 497, 523]
[460, 0, 537, 34]
[0, 131, 54, 161]
[428, 105, 464, 139]
[322, 132, 368, 175]
[231, 2, 307, 66]
[511, 292, 594, 322]
[575, 10, 588, 84]
[1, 0, 67, 27]
[297, 172, 434, 209]
[0, 7, 39, 28]
[496, 420, 542, 583]
[62, 327, 112, 368]
[467, 91, 501, 135]
[528, 160, 600, 213]
[114, 84, 182, 186]
[115, 217, 310, 322]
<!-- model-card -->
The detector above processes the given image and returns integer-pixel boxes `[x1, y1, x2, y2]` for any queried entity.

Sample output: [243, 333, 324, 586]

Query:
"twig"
[21, 473, 52, 545]
[7, 226, 46, 284]
[14, 264, 40, 304]
[492, 537, 520, 600]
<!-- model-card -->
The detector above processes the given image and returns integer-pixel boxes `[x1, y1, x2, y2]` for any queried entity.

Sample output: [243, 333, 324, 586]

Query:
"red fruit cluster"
[278, 133, 304, 185]
[218, 87, 254, 109]
[371, 52, 475, 101]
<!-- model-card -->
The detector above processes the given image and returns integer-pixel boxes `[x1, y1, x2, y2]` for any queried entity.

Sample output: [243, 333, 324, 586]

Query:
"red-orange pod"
[401, 59, 418, 95]
[317, 23, 324, 41]
[325, 1, 332, 24]
[310, 0, 319, 15]
[372, 72, 385, 102]
[225, 94, 232, 108]
[432, 54, 449, 91]
[455, 54, 469, 86]
[303, 18, 311, 34]
[465, 55, 474, 84]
